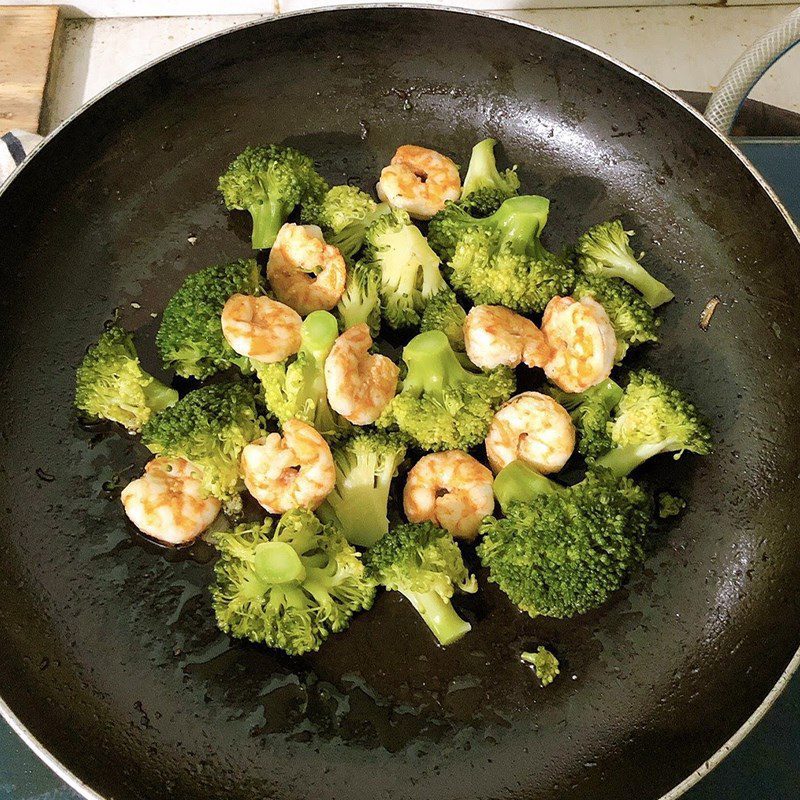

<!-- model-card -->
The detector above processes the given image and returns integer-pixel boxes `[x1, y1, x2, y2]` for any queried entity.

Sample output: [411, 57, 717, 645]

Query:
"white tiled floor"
[42, 4, 800, 133]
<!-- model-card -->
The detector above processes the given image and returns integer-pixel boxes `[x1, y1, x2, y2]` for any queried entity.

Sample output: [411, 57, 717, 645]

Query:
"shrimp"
[240, 418, 335, 515]
[403, 450, 494, 541]
[221, 293, 302, 364]
[120, 457, 221, 546]
[485, 392, 575, 475]
[541, 295, 617, 393]
[463, 305, 551, 370]
[376, 145, 461, 220]
[324, 323, 399, 425]
[267, 223, 346, 316]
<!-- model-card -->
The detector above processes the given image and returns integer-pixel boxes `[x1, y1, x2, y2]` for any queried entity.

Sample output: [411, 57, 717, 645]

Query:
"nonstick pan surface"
[1, 8, 800, 800]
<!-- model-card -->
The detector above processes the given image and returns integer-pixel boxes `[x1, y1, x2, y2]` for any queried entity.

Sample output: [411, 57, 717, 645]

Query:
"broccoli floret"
[156, 259, 261, 379]
[576, 221, 674, 308]
[595, 369, 712, 477]
[317, 432, 408, 548]
[456, 191, 506, 218]
[211, 509, 376, 655]
[218, 145, 328, 250]
[573, 273, 660, 362]
[460, 138, 520, 200]
[254, 310, 350, 442]
[75, 325, 178, 432]
[302, 184, 377, 233]
[363, 209, 446, 328]
[428, 194, 548, 263]
[302, 184, 391, 261]
[658, 492, 686, 519]
[437, 196, 575, 313]
[330, 204, 392, 262]
[335, 260, 381, 336]
[419, 286, 467, 351]
[478, 461, 652, 618]
[425, 140, 521, 238]
[141, 382, 262, 513]
[364, 521, 477, 646]
[521, 647, 560, 687]
[377, 330, 515, 451]
[546, 378, 623, 459]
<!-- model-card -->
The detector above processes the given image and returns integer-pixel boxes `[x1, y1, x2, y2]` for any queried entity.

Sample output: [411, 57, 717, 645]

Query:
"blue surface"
[1, 139, 799, 800]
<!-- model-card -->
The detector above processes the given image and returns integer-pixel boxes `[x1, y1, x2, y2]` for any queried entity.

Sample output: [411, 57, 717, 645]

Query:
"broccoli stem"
[301, 311, 340, 360]
[254, 541, 307, 584]
[583, 378, 623, 411]
[461, 138, 500, 198]
[594, 440, 677, 477]
[606, 255, 674, 308]
[402, 330, 470, 401]
[142, 378, 179, 415]
[494, 461, 562, 513]
[249, 198, 287, 250]
[300, 311, 339, 407]
[401, 589, 471, 646]
[551, 378, 622, 411]
[489, 195, 550, 255]
[332, 480, 390, 548]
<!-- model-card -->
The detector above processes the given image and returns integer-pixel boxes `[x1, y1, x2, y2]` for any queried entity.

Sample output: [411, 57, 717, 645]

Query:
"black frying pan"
[1, 8, 800, 800]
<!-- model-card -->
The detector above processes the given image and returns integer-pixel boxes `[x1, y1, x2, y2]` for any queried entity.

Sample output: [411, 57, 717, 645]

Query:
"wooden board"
[0, 6, 59, 135]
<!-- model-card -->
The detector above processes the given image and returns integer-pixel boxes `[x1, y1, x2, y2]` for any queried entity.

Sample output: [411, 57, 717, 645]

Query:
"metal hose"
[705, 6, 800, 133]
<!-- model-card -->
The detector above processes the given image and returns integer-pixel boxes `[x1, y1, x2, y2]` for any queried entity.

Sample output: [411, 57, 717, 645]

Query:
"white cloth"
[1, 129, 44, 183]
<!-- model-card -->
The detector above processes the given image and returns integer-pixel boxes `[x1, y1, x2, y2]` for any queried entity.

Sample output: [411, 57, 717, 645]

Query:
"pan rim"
[1, 6, 799, 800]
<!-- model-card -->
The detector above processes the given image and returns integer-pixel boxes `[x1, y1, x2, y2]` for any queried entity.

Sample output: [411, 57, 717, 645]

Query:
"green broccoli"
[364, 521, 477, 646]
[329, 203, 392, 262]
[658, 493, 686, 519]
[573, 273, 660, 362]
[478, 461, 652, 618]
[254, 310, 350, 442]
[521, 647, 560, 687]
[302, 184, 391, 261]
[317, 432, 408, 548]
[140, 382, 262, 513]
[218, 145, 328, 250]
[155, 259, 261, 379]
[376, 330, 515, 451]
[211, 509, 376, 655]
[459, 137, 521, 215]
[335, 260, 381, 336]
[302, 184, 377, 233]
[428, 193, 548, 263]
[594, 369, 712, 477]
[546, 378, 623, 459]
[576, 220, 674, 308]
[440, 196, 575, 314]
[362, 209, 447, 328]
[419, 286, 467, 351]
[75, 325, 178, 432]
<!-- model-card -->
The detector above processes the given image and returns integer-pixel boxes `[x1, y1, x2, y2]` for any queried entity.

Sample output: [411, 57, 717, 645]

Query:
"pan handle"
[704, 5, 800, 133]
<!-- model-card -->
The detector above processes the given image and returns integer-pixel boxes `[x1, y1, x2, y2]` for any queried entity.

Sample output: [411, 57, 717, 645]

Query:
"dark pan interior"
[1, 8, 800, 800]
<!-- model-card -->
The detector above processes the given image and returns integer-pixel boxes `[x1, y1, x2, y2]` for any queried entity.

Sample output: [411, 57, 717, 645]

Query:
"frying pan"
[1, 7, 800, 800]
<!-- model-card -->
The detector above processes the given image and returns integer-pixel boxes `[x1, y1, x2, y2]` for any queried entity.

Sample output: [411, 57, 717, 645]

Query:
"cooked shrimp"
[463, 305, 551, 370]
[120, 457, 221, 546]
[324, 324, 399, 425]
[267, 224, 346, 316]
[221, 293, 302, 364]
[485, 392, 575, 475]
[403, 451, 494, 541]
[541, 296, 617, 393]
[240, 419, 335, 515]
[376, 145, 461, 220]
